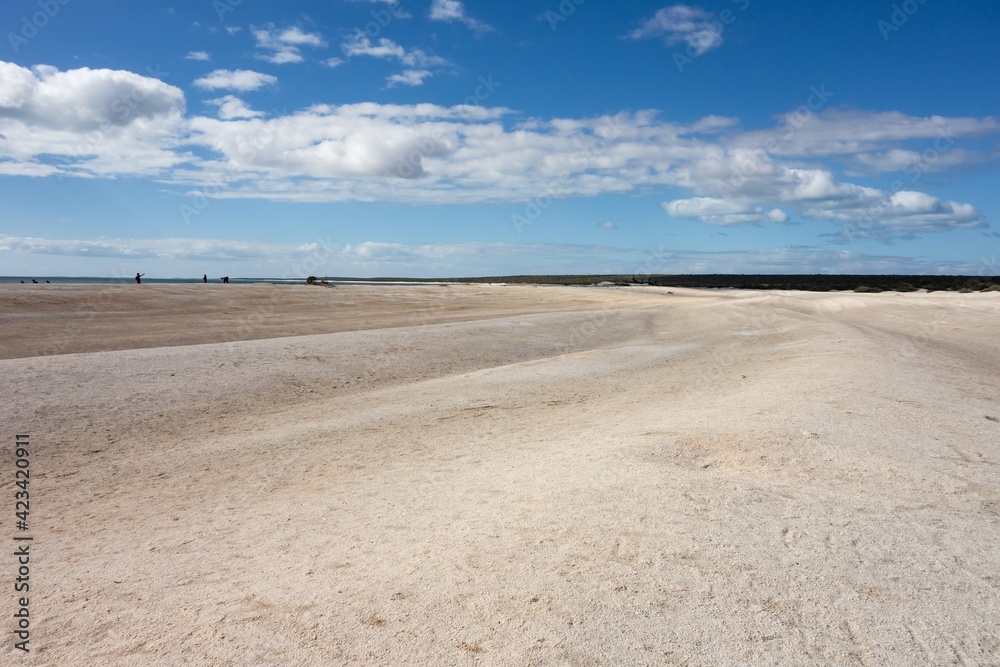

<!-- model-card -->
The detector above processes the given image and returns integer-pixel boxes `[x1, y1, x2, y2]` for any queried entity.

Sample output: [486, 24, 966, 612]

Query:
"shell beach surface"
[2, 283, 999, 665]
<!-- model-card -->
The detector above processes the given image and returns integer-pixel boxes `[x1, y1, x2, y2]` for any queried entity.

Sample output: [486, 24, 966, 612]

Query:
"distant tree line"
[643, 274, 1000, 292]
[434, 274, 1000, 292]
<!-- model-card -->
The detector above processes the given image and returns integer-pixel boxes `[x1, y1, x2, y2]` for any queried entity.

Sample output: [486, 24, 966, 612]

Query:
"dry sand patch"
[1, 285, 998, 665]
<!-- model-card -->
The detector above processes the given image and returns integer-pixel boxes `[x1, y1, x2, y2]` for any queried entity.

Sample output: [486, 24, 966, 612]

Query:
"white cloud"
[812, 191, 983, 239]
[275, 26, 325, 46]
[176, 104, 989, 238]
[0, 61, 184, 131]
[0, 61, 186, 178]
[252, 25, 327, 64]
[0, 61, 36, 109]
[429, 0, 493, 33]
[386, 69, 432, 88]
[598, 220, 617, 230]
[193, 69, 277, 91]
[850, 148, 986, 175]
[341, 34, 405, 60]
[338, 34, 450, 85]
[0, 235, 626, 276]
[731, 109, 999, 162]
[627, 5, 724, 56]
[1, 235, 987, 276]
[340, 34, 448, 69]
[0, 160, 61, 177]
[429, 0, 465, 20]
[323, 57, 346, 68]
[0, 235, 322, 261]
[0, 60, 993, 241]
[207, 95, 263, 120]
[664, 197, 789, 225]
[185, 51, 211, 61]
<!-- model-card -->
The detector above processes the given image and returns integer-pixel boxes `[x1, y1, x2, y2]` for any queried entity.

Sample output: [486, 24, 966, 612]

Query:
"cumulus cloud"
[0, 59, 994, 241]
[185, 51, 211, 61]
[0, 61, 184, 130]
[0, 61, 186, 178]
[386, 69, 433, 88]
[252, 25, 327, 64]
[193, 69, 277, 91]
[659, 137, 988, 237]
[338, 34, 450, 86]
[429, 0, 493, 33]
[813, 190, 983, 240]
[664, 197, 789, 225]
[627, 5, 724, 56]
[340, 34, 449, 69]
[386, 69, 431, 88]
[176, 104, 990, 238]
[183, 103, 475, 183]
[206, 95, 263, 120]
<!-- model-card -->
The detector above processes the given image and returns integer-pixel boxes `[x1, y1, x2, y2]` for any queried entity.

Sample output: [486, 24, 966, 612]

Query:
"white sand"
[2, 283, 999, 665]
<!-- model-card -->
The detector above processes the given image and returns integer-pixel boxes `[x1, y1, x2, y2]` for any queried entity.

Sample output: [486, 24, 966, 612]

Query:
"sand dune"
[2, 284, 999, 665]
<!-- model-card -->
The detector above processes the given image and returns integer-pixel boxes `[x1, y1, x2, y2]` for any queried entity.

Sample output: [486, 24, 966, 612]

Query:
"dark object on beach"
[221, 276, 229, 284]
[31, 279, 37, 283]
[135, 273, 145, 284]
[203, 274, 208, 283]
[45, 280, 50, 283]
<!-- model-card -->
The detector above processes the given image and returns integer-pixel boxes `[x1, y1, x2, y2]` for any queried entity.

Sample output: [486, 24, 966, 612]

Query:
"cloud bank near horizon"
[1, 235, 994, 278]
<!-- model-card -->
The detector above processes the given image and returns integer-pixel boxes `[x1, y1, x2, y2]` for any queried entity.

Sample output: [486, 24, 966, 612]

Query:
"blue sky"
[1, 0, 998, 278]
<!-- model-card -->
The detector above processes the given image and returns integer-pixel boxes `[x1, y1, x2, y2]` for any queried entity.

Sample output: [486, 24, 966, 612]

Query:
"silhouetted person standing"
[203, 274, 208, 283]
[135, 273, 144, 284]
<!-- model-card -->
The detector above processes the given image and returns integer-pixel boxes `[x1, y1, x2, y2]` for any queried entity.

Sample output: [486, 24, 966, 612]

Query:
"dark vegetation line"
[315, 274, 1000, 292]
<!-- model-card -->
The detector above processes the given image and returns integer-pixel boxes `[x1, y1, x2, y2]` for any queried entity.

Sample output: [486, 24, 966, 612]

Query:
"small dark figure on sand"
[203, 274, 208, 283]
[135, 273, 145, 284]
[221, 276, 229, 284]
[31, 279, 37, 283]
